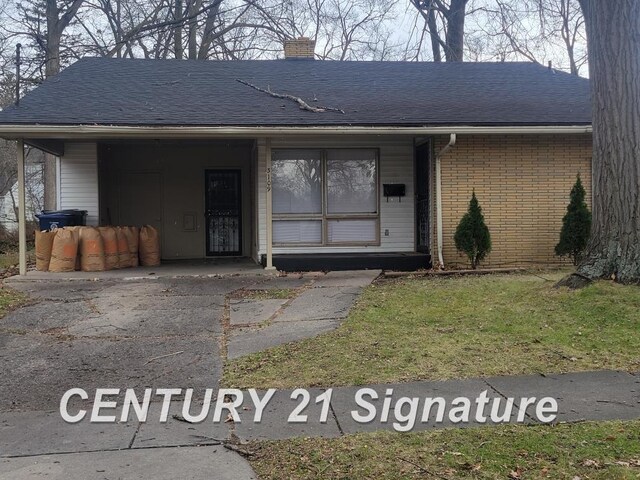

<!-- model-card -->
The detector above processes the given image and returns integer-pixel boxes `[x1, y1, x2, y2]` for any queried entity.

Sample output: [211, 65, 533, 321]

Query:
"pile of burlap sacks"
[35, 225, 161, 273]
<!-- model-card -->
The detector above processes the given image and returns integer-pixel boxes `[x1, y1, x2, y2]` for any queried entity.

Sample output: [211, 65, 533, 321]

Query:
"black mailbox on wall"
[383, 183, 406, 201]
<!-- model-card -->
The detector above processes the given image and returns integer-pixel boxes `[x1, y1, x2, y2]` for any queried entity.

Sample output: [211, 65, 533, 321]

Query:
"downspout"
[435, 133, 456, 269]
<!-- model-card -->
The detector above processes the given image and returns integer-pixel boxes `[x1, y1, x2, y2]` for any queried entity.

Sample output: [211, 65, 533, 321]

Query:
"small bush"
[454, 191, 491, 269]
[0, 221, 38, 253]
[555, 175, 591, 265]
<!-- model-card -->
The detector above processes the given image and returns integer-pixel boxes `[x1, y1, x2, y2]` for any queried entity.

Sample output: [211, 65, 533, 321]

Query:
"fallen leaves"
[581, 458, 601, 468]
[508, 466, 523, 479]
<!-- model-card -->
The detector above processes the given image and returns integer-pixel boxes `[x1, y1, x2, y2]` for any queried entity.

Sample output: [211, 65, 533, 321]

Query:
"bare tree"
[0, 62, 44, 230]
[410, 0, 471, 61]
[557, 0, 640, 286]
[473, 0, 586, 74]
[1, 0, 85, 210]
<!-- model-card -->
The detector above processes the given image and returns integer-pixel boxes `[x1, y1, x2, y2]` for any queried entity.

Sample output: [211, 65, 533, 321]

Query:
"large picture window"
[272, 148, 379, 246]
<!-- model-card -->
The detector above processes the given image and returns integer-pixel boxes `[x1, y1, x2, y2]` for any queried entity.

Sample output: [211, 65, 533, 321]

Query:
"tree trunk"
[42, 157, 56, 210]
[45, 0, 61, 77]
[187, 0, 202, 59]
[443, 0, 467, 61]
[174, 0, 184, 59]
[576, 0, 640, 284]
[44, 0, 61, 209]
[198, 0, 222, 59]
[426, 6, 442, 62]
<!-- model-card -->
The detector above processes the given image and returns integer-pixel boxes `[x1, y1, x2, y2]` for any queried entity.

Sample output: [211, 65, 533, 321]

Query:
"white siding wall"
[59, 142, 99, 225]
[0, 163, 44, 232]
[257, 135, 415, 256]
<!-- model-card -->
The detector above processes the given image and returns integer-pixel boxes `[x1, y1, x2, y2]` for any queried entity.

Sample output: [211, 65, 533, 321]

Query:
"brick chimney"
[283, 37, 316, 59]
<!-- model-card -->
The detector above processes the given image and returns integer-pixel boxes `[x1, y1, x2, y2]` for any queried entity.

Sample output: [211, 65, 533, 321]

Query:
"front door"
[415, 143, 430, 254]
[205, 170, 242, 256]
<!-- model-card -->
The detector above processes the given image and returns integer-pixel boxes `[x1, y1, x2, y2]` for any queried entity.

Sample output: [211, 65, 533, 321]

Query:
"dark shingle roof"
[0, 58, 591, 127]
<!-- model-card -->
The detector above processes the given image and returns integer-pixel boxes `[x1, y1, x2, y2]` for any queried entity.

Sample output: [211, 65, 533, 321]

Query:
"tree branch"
[236, 79, 345, 114]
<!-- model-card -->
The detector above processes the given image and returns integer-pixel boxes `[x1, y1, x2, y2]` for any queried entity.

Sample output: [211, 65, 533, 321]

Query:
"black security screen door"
[415, 143, 430, 254]
[205, 170, 242, 256]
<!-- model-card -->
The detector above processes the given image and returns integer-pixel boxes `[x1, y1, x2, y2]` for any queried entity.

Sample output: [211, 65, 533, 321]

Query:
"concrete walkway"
[227, 270, 381, 358]
[228, 370, 640, 441]
[0, 371, 638, 476]
[0, 270, 381, 478]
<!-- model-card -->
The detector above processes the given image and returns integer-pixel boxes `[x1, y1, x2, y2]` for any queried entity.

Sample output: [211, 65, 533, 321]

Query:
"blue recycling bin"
[36, 210, 88, 231]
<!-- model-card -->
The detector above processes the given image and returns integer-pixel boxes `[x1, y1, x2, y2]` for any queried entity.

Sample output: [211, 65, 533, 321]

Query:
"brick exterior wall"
[433, 134, 592, 268]
[283, 38, 316, 59]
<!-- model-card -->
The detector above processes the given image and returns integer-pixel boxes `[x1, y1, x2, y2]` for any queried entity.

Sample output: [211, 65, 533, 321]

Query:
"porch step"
[263, 253, 432, 272]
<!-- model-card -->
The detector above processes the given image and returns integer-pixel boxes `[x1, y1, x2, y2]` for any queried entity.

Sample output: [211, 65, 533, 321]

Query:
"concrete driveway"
[0, 270, 379, 479]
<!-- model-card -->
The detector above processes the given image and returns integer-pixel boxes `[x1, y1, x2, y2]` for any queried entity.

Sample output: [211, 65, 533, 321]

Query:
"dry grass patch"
[0, 284, 26, 320]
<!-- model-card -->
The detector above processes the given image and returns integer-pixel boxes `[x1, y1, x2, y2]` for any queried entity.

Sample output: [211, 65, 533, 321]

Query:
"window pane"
[327, 150, 377, 214]
[328, 219, 377, 243]
[272, 150, 322, 214]
[273, 220, 322, 244]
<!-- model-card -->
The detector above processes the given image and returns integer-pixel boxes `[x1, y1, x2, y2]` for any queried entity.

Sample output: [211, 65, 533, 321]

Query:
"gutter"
[0, 124, 592, 139]
[435, 134, 457, 269]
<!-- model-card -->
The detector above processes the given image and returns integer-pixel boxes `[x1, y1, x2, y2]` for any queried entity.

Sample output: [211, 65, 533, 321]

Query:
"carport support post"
[265, 138, 276, 270]
[17, 139, 27, 275]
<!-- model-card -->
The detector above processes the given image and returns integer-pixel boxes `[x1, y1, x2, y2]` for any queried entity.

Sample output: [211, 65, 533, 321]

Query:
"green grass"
[249, 420, 640, 479]
[223, 273, 640, 389]
[0, 285, 26, 319]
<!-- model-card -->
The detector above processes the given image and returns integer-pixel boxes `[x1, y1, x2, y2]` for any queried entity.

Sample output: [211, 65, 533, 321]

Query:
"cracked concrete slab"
[0, 445, 257, 480]
[133, 401, 230, 448]
[243, 276, 309, 291]
[67, 307, 222, 337]
[227, 320, 340, 359]
[234, 388, 340, 440]
[484, 370, 640, 423]
[7, 281, 117, 301]
[229, 299, 287, 326]
[162, 276, 260, 296]
[0, 275, 279, 478]
[312, 270, 381, 288]
[129, 294, 226, 311]
[0, 334, 219, 412]
[0, 410, 136, 457]
[330, 378, 498, 434]
[233, 388, 341, 441]
[274, 286, 362, 322]
[0, 301, 96, 332]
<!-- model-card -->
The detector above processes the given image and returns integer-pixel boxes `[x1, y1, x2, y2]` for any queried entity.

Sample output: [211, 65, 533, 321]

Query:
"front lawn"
[223, 272, 640, 389]
[249, 420, 640, 479]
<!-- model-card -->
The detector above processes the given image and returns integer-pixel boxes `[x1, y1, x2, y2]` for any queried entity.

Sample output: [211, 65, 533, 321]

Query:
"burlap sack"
[79, 227, 106, 272]
[98, 226, 119, 271]
[49, 228, 79, 273]
[35, 230, 56, 271]
[123, 226, 139, 267]
[139, 225, 160, 267]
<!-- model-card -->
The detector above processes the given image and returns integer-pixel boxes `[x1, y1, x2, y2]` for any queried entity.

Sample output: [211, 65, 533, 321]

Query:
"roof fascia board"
[0, 124, 593, 139]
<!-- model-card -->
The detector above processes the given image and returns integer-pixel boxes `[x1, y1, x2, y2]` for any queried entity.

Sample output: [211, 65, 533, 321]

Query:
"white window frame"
[272, 148, 380, 247]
